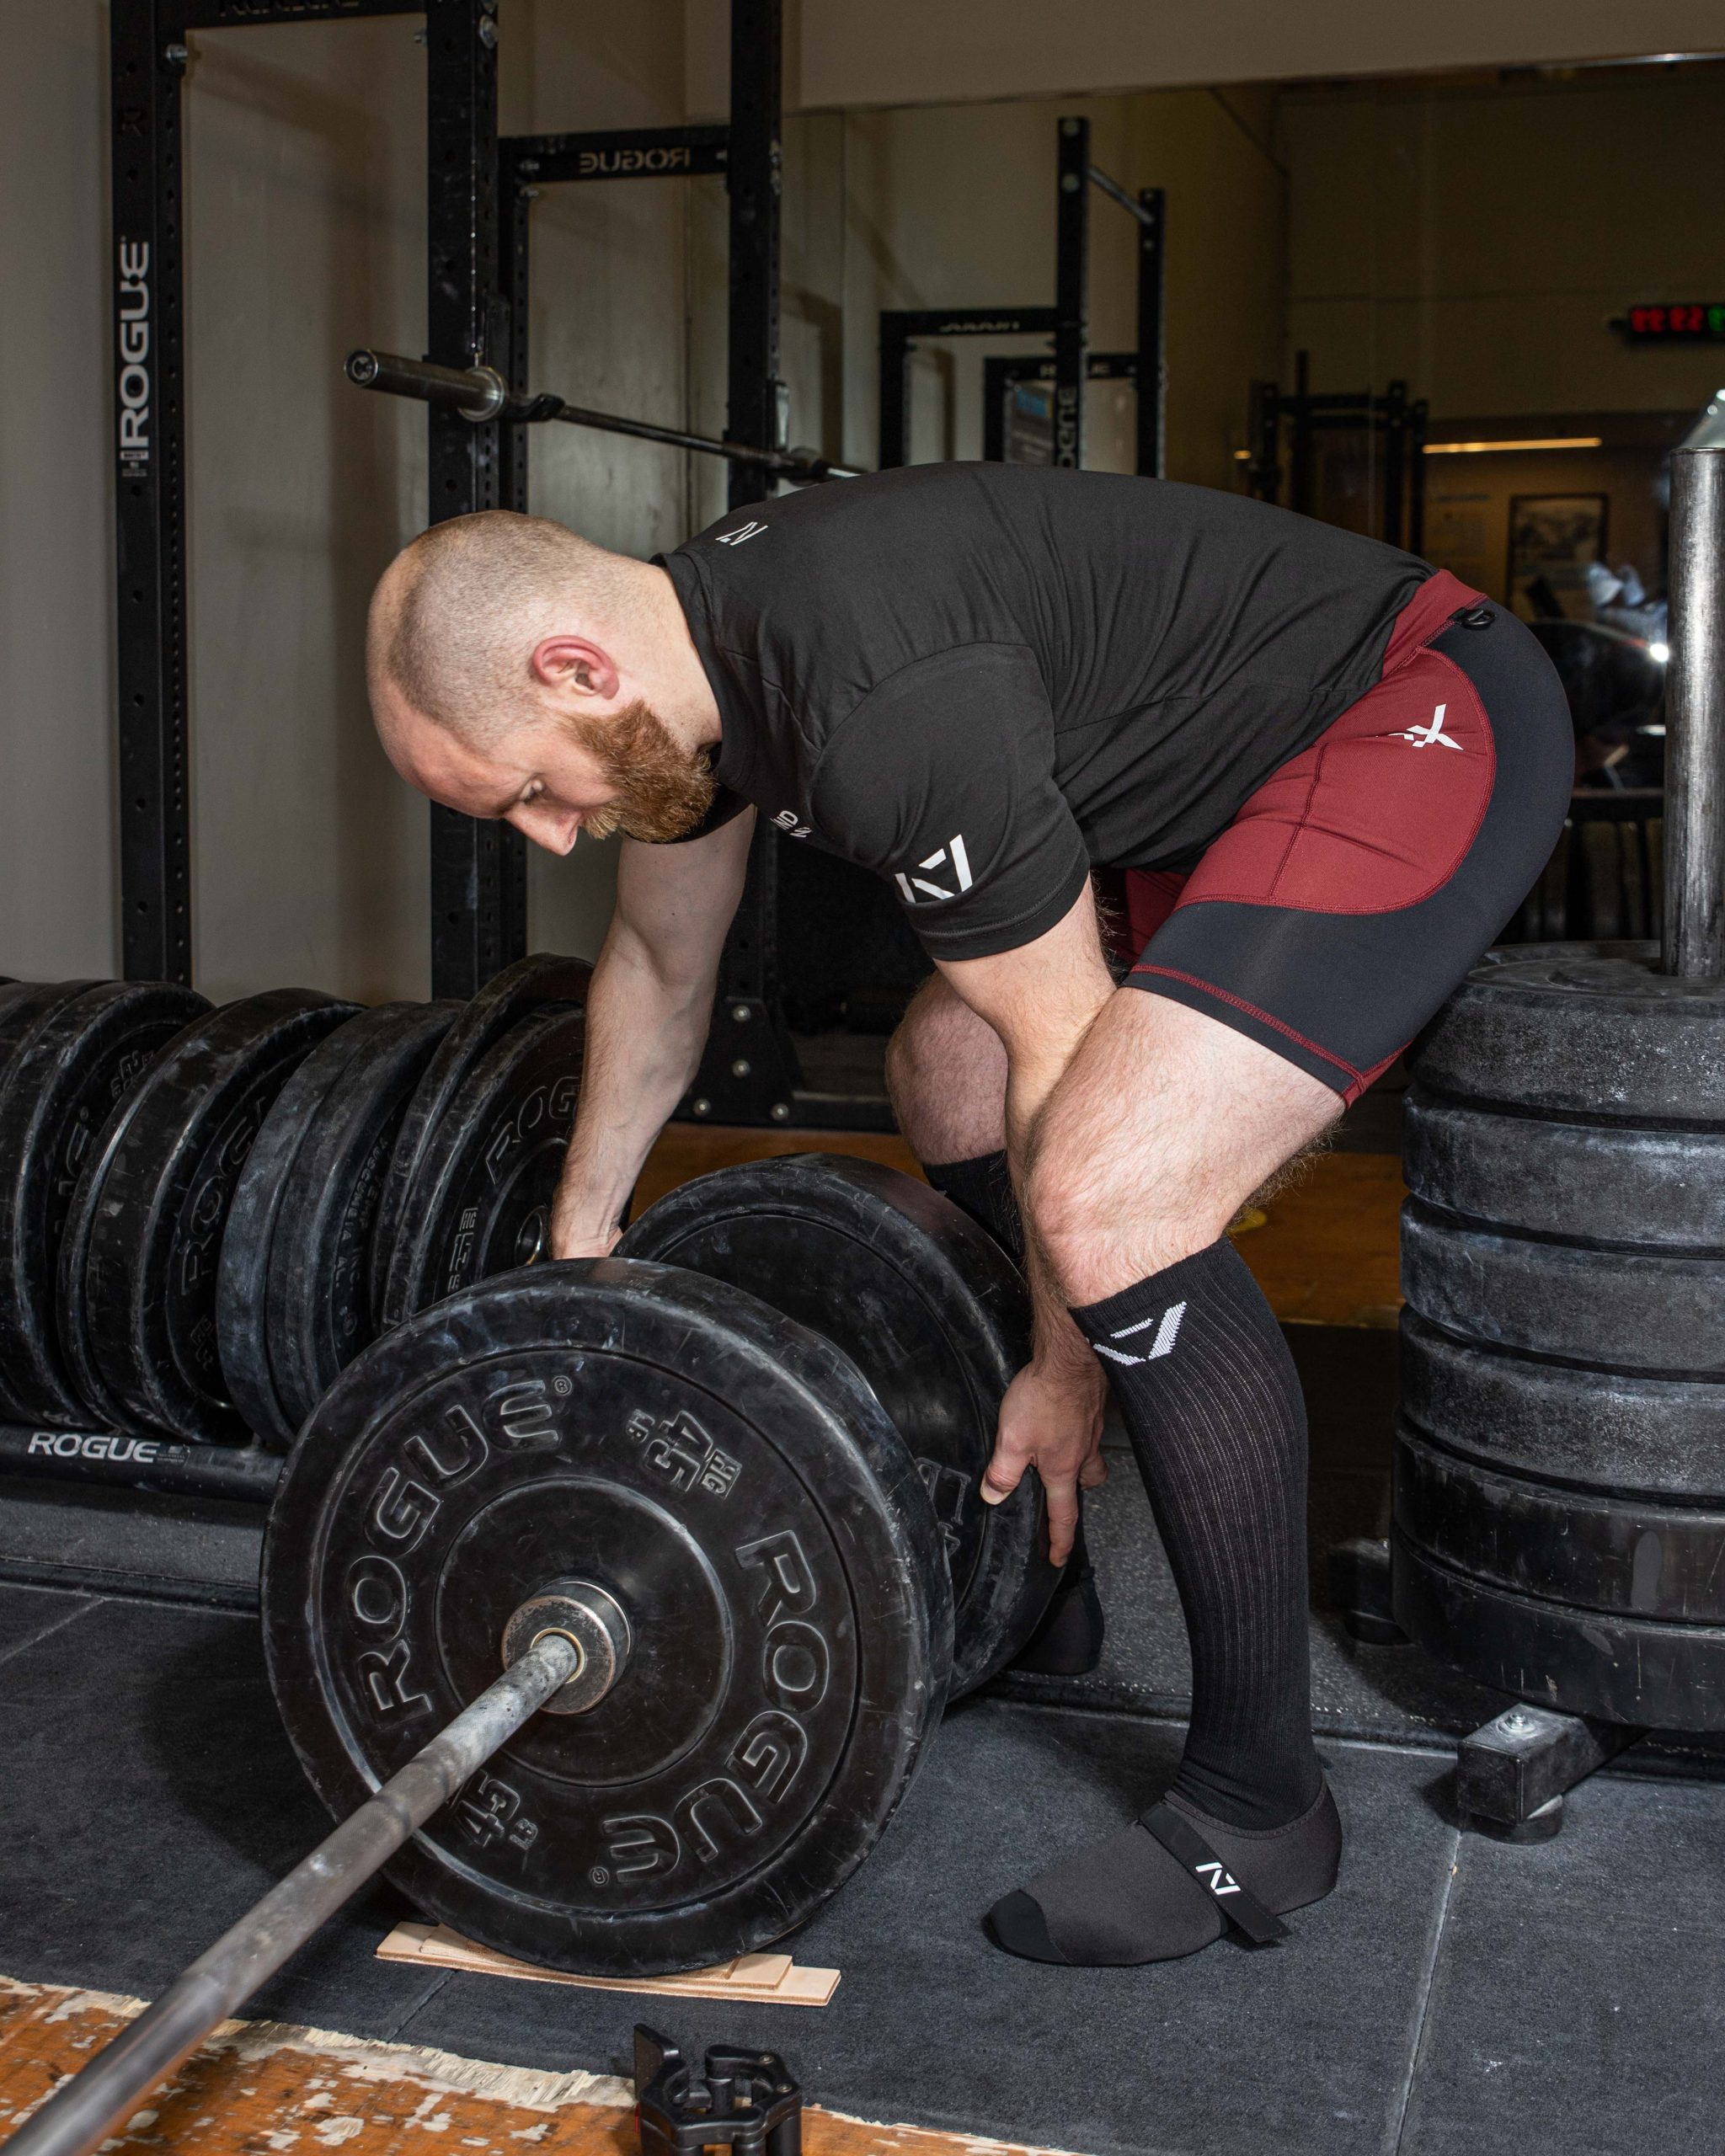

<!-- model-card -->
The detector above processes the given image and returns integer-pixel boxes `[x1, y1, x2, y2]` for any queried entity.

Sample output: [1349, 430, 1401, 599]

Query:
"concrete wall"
[1, 0, 688, 996]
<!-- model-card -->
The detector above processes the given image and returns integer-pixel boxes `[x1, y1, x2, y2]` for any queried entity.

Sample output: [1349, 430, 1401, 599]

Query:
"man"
[367, 464, 1572, 1970]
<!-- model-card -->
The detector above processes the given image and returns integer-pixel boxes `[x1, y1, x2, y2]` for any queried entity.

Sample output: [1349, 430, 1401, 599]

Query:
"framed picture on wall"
[1508, 494, 1610, 620]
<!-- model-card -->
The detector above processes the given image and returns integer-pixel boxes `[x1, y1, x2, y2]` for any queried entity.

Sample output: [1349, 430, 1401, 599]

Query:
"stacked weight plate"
[0, 953, 593, 1449]
[214, 951, 590, 1449]
[216, 1001, 462, 1447]
[1397, 940, 1725, 1729]
[373, 951, 591, 1329]
[0, 979, 213, 1428]
[69, 990, 359, 1442]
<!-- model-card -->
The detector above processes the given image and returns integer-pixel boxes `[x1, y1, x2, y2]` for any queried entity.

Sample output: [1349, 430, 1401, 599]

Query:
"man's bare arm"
[551, 809, 756, 1257]
[935, 885, 1118, 1561]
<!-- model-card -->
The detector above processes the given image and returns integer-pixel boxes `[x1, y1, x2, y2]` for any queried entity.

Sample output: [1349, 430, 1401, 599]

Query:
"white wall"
[692, 0, 1725, 113]
[2, 4, 117, 979]
[1284, 68, 1725, 421]
[788, 87, 1284, 492]
[1, 0, 691, 997]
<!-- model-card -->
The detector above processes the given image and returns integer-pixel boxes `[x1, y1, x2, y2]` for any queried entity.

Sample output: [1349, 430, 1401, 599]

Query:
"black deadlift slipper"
[987, 1779, 1342, 1967]
[1007, 1550, 1105, 1677]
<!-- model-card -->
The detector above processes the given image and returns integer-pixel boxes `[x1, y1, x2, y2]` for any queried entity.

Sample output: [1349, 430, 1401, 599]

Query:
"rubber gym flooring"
[5, 1346, 1724, 2156]
[3, 1117, 1721, 2154]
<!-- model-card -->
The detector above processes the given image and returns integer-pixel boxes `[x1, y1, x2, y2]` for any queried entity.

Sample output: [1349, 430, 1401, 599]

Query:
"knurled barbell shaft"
[3, 1632, 580, 2156]
[343, 348, 865, 483]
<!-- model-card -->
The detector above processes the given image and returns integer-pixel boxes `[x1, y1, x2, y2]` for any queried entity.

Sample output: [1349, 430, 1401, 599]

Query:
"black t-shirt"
[659, 463, 1434, 961]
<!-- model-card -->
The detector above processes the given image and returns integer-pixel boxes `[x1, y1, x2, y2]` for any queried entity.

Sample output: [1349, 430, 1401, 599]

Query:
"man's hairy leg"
[887, 971, 1108, 1673]
[885, 975, 1023, 1260]
[990, 991, 1345, 1967]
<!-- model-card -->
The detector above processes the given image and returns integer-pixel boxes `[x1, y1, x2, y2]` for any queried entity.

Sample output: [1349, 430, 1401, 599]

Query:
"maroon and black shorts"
[1103, 571, 1574, 1102]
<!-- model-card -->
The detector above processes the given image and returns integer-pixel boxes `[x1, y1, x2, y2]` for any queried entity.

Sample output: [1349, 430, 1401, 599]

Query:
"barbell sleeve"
[2, 1631, 580, 2156]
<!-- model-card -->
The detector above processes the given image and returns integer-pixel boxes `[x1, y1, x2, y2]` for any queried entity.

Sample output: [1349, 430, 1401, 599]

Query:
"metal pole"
[1053, 118, 1089, 469]
[982, 354, 1011, 463]
[724, 0, 783, 509]
[1663, 446, 1725, 979]
[1409, 398, 1429, 556]
[1290, 349, 1313, 517]
[1383, 380, 1407, 548]
[878, 316, 912, 471]
[111, 0, 192, 985]
[1247, 380, 1280, 502]
[1135, 187, 1167, 479]
[3, 1634, 579, 2156]
[423, 0, 523, 1001]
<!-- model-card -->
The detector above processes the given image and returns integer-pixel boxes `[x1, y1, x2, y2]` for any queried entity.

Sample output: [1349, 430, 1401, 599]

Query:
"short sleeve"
[809, 645, 1092, 960]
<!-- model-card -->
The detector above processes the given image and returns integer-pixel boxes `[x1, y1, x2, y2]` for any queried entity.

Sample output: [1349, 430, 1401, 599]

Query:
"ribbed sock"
[1070, 1234, 1322, 1828]
[985, 1234, 1335, 1970]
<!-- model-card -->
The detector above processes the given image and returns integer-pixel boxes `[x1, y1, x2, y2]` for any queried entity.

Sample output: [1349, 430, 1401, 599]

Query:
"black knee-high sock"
[1071, 1235, 1321, 1828]
[922, 1149, 1024, 1268]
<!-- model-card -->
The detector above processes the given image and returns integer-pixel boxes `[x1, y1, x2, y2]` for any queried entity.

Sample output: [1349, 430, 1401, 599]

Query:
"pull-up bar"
[344, 350, 864, 488]
[1086, 163, 1157, 227]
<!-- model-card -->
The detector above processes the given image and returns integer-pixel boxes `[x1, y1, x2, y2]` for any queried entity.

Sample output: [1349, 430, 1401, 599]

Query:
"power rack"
[879, 123, 1167, 479]
[981, 187, 1166, 477]
[111, 0, 524, 1001]
[489, 0, 832, 1128]
[1245, 350, 1429, 552]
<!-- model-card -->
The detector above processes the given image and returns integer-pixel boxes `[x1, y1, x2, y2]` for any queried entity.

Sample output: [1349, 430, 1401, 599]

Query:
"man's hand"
[980, 1353, 1108, 1567]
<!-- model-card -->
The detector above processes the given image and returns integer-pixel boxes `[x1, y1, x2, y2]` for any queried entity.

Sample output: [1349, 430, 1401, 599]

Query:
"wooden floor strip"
[0, 1978, 1087, 2156]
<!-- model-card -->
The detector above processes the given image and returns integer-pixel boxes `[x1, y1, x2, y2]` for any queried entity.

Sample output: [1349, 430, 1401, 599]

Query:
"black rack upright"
[110, 0, 523, 999]
[495, 0, 812, 1127]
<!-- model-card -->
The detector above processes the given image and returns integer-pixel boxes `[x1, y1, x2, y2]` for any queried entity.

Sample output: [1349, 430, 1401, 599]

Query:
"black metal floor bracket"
[1456, 1704, 1646, 1843]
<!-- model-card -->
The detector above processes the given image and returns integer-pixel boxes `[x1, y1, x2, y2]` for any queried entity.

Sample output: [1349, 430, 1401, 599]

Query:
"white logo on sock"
[1092, 1300, 1186, 1367]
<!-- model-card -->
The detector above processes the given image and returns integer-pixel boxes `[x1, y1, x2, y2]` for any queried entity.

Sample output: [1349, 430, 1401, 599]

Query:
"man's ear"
[530, 634, 619, 701]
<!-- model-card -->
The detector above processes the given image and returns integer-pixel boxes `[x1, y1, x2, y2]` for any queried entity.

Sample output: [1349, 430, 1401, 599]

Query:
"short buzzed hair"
[371, 510, 633, 743]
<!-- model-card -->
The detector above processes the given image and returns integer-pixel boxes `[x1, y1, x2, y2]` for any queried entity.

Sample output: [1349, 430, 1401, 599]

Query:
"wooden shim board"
[377, 1920, 841, 2007]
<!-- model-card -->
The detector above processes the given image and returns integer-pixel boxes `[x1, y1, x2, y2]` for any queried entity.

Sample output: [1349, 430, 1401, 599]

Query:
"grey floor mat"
[3, 1581, 1722, 2156]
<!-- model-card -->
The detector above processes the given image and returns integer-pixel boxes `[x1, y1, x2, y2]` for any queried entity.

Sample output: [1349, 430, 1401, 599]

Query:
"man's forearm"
[553, 921, 716, 1246]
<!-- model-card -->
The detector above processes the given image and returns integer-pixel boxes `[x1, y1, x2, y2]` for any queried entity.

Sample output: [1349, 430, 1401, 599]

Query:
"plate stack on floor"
[0, 953, 590, 1449]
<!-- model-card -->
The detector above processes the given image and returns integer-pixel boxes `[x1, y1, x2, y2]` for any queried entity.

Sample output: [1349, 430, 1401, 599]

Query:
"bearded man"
[366, 465, 1571, 1970]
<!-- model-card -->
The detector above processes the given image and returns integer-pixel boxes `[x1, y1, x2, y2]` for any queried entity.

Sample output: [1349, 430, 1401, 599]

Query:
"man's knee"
[1026, 1114, 1228, 1306]
[885, 977, 1006, 1161]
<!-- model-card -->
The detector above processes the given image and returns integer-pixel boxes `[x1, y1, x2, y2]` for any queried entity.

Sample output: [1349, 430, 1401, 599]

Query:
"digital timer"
[1619, 304, 1725, 340]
